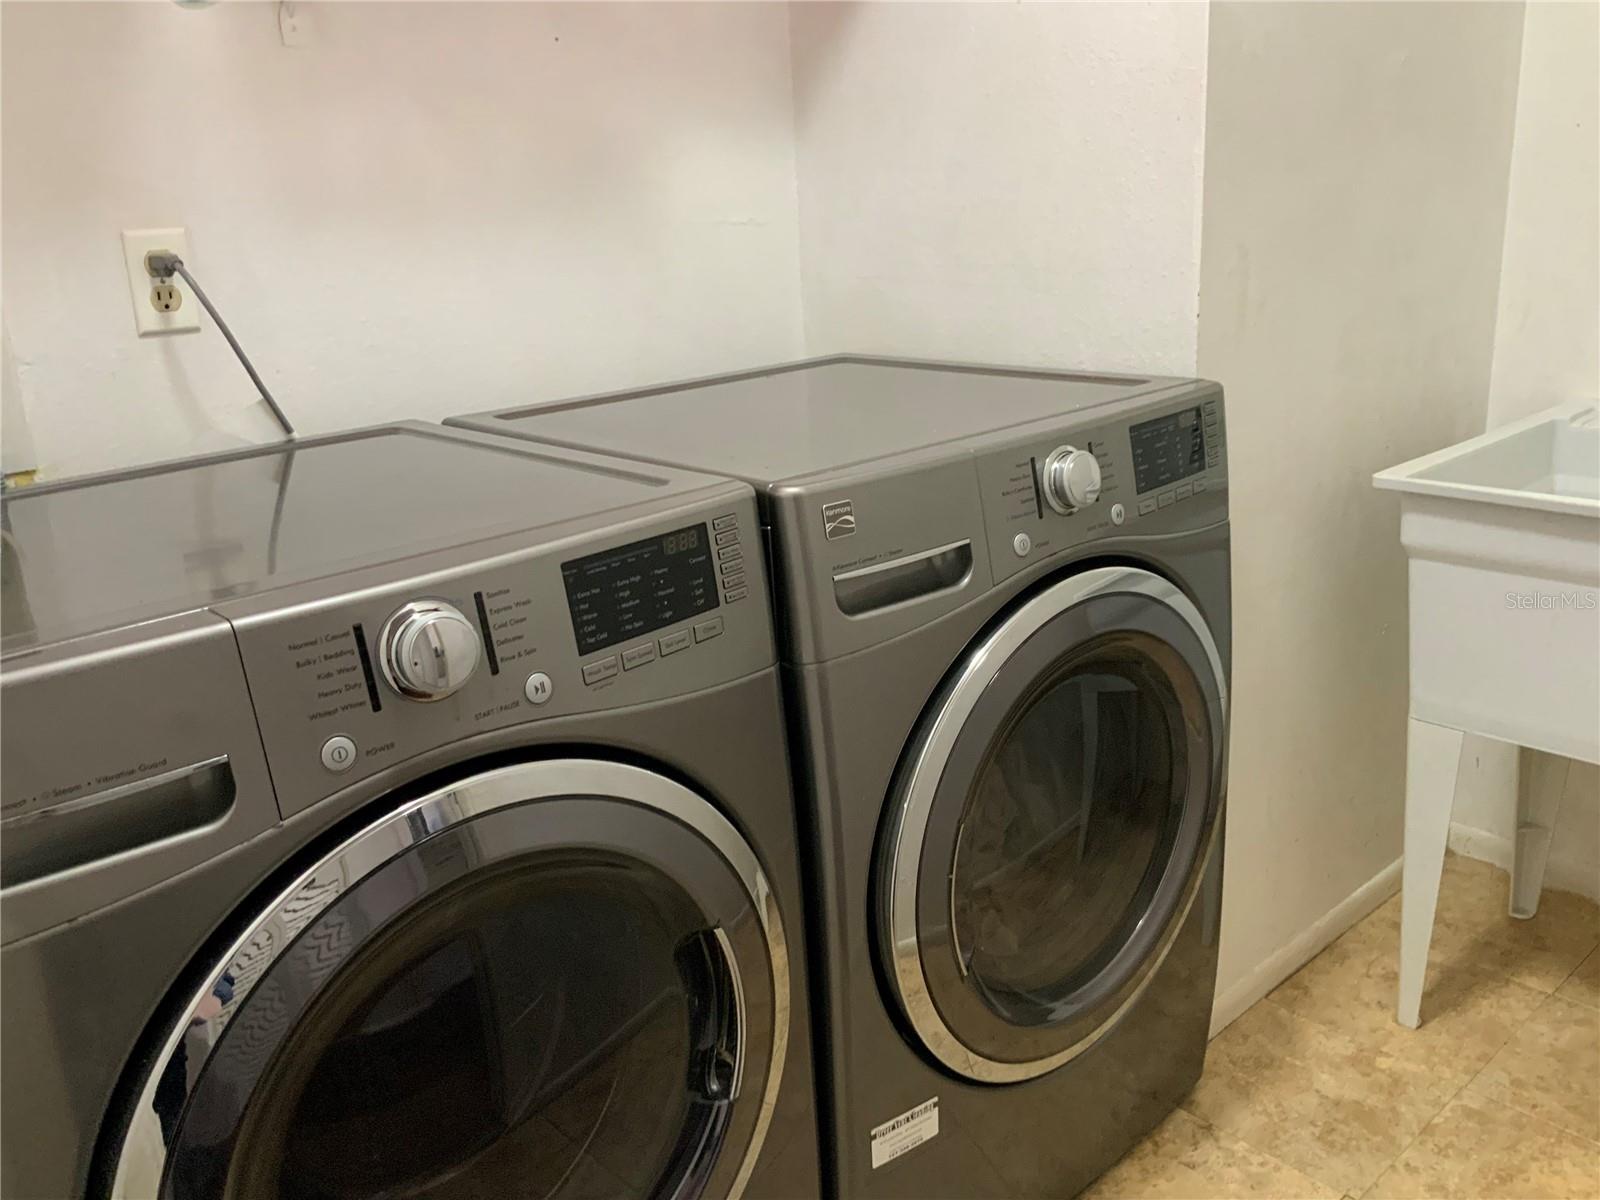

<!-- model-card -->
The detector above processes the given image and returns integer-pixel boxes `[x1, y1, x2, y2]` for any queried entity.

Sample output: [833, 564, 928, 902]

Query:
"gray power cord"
[145, 251, 295, 439]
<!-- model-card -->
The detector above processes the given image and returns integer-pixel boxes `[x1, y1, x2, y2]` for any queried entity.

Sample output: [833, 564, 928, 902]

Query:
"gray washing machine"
[450, 357, 1232, 1199]
[0, 424, 820, 1200]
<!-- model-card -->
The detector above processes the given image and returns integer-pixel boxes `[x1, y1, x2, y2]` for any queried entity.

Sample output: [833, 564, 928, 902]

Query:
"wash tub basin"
[1374, 401, 1599, 763]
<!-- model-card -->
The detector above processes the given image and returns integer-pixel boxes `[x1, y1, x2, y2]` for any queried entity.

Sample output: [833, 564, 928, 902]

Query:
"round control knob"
[378, 600, 481, 701]
[1042, 446, 1103, 514]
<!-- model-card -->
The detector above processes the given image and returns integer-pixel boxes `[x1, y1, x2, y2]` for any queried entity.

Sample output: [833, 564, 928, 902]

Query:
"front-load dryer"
[449, 357, 1232, 1198]
[0, 423, 819, 1200]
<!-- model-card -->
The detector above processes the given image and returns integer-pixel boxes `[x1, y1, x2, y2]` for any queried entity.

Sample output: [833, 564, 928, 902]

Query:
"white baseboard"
[1209, 857, 1403, 1038]
[1448, 822, 1600, 901]
[1208, 836, 1598, 1042]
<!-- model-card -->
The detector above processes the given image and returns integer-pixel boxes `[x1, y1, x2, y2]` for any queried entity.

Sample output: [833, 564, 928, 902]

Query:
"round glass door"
[109, 761, 788, 1200]
[880, 567, 1226, 1083]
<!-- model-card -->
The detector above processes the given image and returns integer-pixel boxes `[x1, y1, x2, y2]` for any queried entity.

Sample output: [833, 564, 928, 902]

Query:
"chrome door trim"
[110, 759, 789, 1200]
[884, 566, 1226, 1083]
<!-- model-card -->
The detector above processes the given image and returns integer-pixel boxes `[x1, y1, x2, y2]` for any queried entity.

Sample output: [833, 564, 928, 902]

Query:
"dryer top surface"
[460, 357, 1194, 486]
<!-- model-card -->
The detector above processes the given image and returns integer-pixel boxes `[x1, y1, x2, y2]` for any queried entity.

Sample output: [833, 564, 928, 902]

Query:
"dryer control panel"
[978, 384, 1226, 584]
[219, 493, 772, 815]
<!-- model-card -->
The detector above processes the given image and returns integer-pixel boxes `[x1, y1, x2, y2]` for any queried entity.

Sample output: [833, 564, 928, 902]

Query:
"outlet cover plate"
[122, 228, 201, 336]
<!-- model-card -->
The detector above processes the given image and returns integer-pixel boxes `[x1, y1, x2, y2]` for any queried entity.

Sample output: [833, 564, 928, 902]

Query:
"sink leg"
[1510, 749, 1569, 919]
[1399, 717, 1463, 1029]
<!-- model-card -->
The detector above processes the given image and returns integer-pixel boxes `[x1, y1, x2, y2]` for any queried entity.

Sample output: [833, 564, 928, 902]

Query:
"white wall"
[1, 1, 804, 479]
[789, 2, 1208, 374]
[1452, 0, 1600, 898]
[1197, 0, 1527, 1027]
[1485, 0, 1600, 426]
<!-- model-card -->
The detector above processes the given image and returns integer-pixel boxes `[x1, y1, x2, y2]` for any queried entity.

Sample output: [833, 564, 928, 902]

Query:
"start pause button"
[524, 671, 554, 705]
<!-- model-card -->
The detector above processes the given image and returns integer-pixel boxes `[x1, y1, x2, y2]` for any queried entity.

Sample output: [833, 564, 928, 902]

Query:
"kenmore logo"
[822, 499, 856, 540]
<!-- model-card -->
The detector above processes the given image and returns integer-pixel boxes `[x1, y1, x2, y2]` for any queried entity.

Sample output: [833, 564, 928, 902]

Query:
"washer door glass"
[116, 765, 784, 1200]
[881, 569, 1225, 1082]
[953, 632, 1196, 1023]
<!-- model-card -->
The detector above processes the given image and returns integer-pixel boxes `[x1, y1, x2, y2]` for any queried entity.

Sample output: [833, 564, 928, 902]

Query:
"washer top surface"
[463, 356, 1183, 485]
[1, 424, 728, 653]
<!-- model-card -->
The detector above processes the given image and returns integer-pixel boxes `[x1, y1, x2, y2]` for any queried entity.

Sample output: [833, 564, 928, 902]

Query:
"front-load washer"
[0, 423, 820, 1200]
[449, 357, 1232, 1198]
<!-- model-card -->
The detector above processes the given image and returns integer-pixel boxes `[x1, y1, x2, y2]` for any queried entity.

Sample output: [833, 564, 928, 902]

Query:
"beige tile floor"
[1085, 853, 1600, 1200]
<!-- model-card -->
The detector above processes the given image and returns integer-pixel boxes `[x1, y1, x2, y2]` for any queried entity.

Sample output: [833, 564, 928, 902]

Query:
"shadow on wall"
[787, 2, 865, 123]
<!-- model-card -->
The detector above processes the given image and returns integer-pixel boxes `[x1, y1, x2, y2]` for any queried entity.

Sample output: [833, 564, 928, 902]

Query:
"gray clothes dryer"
[0, 424, 820, 1200]
[450, 357, 1232, 1199]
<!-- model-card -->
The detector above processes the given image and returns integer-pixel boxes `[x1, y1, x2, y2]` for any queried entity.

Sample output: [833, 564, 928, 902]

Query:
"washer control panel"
[221, 493, 772, 815]
[978, 385, 1226, 583]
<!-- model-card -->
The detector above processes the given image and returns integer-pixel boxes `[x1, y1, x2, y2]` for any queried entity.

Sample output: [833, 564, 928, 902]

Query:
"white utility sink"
[1375, 400, 1599, 762]
[1374, 400, 1599, 1029]
[1382, 399, 1598, 509]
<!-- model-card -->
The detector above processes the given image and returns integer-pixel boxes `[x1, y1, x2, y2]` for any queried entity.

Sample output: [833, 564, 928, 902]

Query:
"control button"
[1138, 497, 1158, 515]
[1158, 491, 1176, 509]
[725, 587, 749, 602]
[582, 657, 620, 686]
[320, 735, 357, 773]
[1013, 532, 1032, 557]
[720, 558, 743, 576]
[717, 545, 742, 562]
[1110, 503, 1126, 526]
[712, 514, 738, 532]
[722, 571, 747, 590]
[1176, 483, 1193, 501]
[621, 643, 657, 671]
[523, 671, 553, 705]
[714, 529, 740, 548]
[694, 617, 724, 642]
[1194, 479, 1208, 493]
[660, 630, 692, 656]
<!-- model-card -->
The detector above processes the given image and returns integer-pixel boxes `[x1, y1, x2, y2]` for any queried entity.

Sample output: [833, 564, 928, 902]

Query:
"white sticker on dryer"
[870, 1096, 939, 1169]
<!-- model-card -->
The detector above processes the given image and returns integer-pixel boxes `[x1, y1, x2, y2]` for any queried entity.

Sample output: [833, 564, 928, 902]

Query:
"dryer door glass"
[881, 567, 1225, 1083]
[118, 765, 786, 1200]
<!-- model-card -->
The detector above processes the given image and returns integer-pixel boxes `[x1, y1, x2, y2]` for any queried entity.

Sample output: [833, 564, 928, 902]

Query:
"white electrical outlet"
[122, 228, 201, 336]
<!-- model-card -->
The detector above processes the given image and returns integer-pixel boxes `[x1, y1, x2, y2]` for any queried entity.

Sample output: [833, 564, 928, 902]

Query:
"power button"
[320, 735, 357, 773]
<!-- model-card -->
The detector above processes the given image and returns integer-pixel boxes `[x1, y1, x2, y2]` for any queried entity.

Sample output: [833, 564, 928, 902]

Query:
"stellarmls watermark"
[1505, 590, 1598, 610]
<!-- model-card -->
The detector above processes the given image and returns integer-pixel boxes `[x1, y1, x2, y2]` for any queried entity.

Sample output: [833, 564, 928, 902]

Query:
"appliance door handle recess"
[833, 540, 973, 617]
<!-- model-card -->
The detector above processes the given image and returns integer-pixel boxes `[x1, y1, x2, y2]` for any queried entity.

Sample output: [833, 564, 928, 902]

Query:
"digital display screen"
[1129, 406, 1207, 494]
[561, 524, 718, 655]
